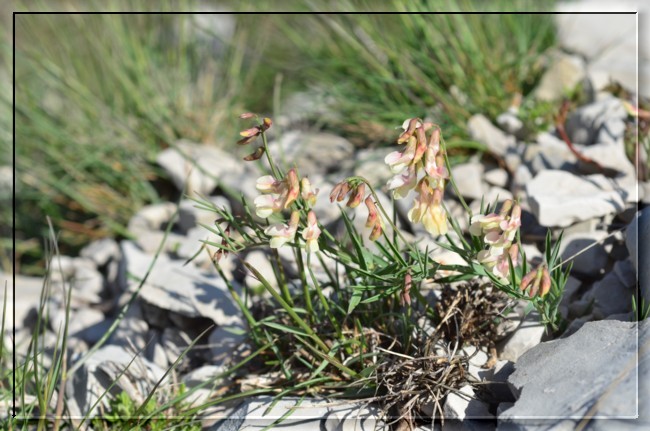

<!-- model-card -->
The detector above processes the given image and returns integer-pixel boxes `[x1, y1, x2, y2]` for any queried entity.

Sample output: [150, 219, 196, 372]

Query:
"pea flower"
[302, 211, 321, 253]
[300, 177, 318, 208]
[386, 165, 417, 199]
[365, 196, 384, 241]
[408, 178, 448, 236]
[253, 168, 301, 218]
[265, 211, 300, 249]
[471, 200, 522, 279]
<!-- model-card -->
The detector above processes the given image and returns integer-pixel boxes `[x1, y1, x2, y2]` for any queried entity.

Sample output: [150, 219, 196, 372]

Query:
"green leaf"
[261, 321, 310, 337]
[348, 288, 363, 314]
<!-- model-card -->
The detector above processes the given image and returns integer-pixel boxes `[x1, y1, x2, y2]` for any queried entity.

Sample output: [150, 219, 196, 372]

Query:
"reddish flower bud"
[369, 222, 382, 241]
[243, 146, 265, 161]
[239, 112, 256, 119]
[365, 196, 379, 228]
[346, 183, 366, 208]
[336, 182, 351, 202]
[284, 168, 300, 209]
[237, 135, 258, 146]
[240, 126, 261, 137]
[540, 267, 552, 297]
[262, 117, 273, 131]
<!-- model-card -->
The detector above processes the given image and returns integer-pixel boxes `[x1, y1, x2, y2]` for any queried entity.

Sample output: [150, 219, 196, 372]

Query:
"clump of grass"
[10, 8, 272, 274]
[246, 2, 556, 145]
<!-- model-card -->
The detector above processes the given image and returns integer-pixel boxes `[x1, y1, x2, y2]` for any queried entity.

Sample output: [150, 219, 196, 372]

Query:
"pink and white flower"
[302, 211, 321, 253]
[265, 211, 300, 248]
[407, 179, 448, 236]
[387, 166, 418, 199]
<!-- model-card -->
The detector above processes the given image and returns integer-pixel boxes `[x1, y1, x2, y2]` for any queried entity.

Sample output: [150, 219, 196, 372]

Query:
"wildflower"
[365, 195, 380, 228]
[520, 264, 551, 297]
[346, 183, 366, 208]
[237, 115, 272, 145]
[301, 177, 318, 207]
[329, 181, 351, 203]
[256, 175, 283, 194]
[254, 168, 301, 217]
[385, 136, 417, 173]
[284, 168, 300, 209]
[364, 196, 384, 242]
[407, 179, 448, 236]
[243, 146, 265, 161]
[386, 166, 417, 199]
[397, 118, 421, 143]
[369, 222, 383, 242]
[254, 194, 283, 218]
[302, 211, 321, 253]
[265, 211, 300, 249]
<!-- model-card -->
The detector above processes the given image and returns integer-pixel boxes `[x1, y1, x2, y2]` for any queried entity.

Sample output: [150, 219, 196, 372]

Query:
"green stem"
[261, 129, 282, 179]
[295, 248, 314, 317]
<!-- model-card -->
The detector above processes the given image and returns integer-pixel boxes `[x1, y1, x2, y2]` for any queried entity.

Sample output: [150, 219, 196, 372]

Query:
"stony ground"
[3, 4, 649, 430]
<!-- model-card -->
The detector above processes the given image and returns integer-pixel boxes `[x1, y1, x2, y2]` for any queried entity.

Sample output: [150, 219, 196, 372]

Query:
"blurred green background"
[6, 1, 558, 274]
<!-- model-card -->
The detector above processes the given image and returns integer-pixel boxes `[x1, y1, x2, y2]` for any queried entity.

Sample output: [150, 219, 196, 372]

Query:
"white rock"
[497, 311, 546, 362]
[268, 131, 355, 176]
[527, 170, 625, 227]
[122, 240, 242, 327]
[564, 97, 627, 147]
[354, 148, 393, 188]
[483, 168, 508, 188]
[209, 325, 248, 367]
[244, 250, 277, 290]
[467, 114, 517, 159]
[67, 307, 111, 345]
[583, 258, 637, 319]
[501, 320, 645, 424]
[108, 301, 150, 351]
[182, 364, 229, 406]
[128, 202, 178, 232]
[559, 230, 610, 277]
[0, 271, 43, 331]
[450, 162, 486, 201]
[443, 385, 492, 420]
[157, 140, 245, 196]
[80, 238, 120, 267]
[214, 395, 384, 430]
[524, 132, 577, 174]
[496, 110, 524, 137]
[554, 7, 636, 61]
[66, 344, 169, 418]
[534, 51, 586, 101]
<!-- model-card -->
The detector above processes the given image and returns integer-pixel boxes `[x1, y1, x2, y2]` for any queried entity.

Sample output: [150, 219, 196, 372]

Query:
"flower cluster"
[519, 264, 552, 297]
[253, 169, 322, 253]
[254, 169, 301, 218]
[330, 181, 383, 241]
[385, 119, 448, 236]
[469, 199, 521, 279]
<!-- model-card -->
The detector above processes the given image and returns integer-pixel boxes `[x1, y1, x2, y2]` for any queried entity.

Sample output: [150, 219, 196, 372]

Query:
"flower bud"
[365, 196, 379, 228]
[540, 267, 552, 297]
[240, 126, 261, 137]
[284, 168, 300, 209]
[243, 146, 265, 161]
[262, 117, 273, 131]
[369, 222, 382, 241]
[239, 112, 256, 119]
[346, 183, 366, 208]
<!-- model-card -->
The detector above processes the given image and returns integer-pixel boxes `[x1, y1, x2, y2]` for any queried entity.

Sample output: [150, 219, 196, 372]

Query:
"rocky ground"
[3, 4, 649, 430]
